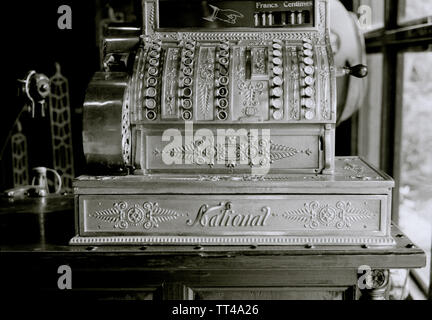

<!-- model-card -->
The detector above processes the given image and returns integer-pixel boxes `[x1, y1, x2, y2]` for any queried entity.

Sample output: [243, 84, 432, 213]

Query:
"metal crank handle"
[335, 64, 368, 78]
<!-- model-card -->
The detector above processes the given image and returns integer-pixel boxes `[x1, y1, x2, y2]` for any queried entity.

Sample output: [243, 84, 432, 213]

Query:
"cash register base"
[70, 157, 395, 246]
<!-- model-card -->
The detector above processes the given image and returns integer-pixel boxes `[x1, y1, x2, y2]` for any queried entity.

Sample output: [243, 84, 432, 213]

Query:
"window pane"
[355, 0, 385, 31]
[399, 51, 432, 288]
[358, 54, 383, 168]
[398, 0, 432, 23]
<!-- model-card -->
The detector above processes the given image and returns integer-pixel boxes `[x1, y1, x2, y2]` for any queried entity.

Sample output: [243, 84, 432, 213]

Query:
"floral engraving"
[281, 201, 375, 229]
[90, 201, 182, 230]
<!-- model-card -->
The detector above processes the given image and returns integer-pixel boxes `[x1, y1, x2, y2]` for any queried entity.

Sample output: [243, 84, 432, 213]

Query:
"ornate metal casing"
[74, 1, 395, 247]
[84, 0, 337, 175]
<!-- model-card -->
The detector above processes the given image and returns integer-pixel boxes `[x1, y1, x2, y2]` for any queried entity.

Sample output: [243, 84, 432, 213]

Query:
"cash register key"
[305, 76, 315, 86]
[183, 57, 193, 66]
[146, 110, 157, 121]
[217, 98, 229, 109]
[145, 98, 157, 110]
[302, 86, 315, 97]
[219, 50, 229, 58]
[272, 76, 283, 86]
[184, 50, 194, 58]
[146, 87, 157, 98]
[217, 110, 228, 121]
[149, 58, 159, 66]
[303, 38, 313, 44]
[182, 77, 193, 87]
[182, 110, 193, 121]
[183, 67, 193, 76]
[273, 110, 283, 120]
[272, 57, 283, 65]
[219, 76, 229, 86]
[271, 98, 283, 109]
[305, 110, 315, 120]
[303, 57, 314, 65]
[185, 42, 195, 50]
[273, 66, 283, 76]
[271, 87, 283, 97]
[147, 77, 158, 87]
[273, 50, 282, 57]
[217, 87, 229, 97]
[181, 99, 193, 110]
[219, 57, 229, 65]
[303, 49, 314, 57]
[302, 98, 315, 109]
[148, 67, 158, 76]
[182, 87, 193, 98]
[220, 43, 230, 50]
[272, 43, 282, 51]
[304, 65, 315, 75]
[149, 50, 160, 58]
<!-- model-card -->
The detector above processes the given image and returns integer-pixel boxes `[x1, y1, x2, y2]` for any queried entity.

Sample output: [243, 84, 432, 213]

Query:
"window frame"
[348, 0, 432, 298]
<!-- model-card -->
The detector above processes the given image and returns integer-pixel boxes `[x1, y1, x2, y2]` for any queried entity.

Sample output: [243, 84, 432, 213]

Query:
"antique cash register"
[71, 0, 395, 246]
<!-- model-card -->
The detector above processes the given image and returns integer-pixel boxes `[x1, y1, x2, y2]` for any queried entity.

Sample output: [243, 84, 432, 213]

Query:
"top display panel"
[158, 0, 315, 29]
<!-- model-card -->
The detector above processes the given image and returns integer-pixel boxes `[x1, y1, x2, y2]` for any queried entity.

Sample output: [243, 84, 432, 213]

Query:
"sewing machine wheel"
[330, 0, 368, 124]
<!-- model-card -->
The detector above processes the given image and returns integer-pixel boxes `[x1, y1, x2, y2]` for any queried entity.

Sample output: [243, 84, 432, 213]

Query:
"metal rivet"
[194, 245, 204, 250]
[305, 244, 315, 249]
[361, 244, 369, 249]
[86, 246, 97, 251]
[406, 243, 415, 249]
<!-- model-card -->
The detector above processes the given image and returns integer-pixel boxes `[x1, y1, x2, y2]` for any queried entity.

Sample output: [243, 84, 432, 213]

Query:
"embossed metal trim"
[287, 46, 300, 120]
[154, 140, 312, 167]
[280, 201, 375, 230]
[196, 46, 216, 121]
[233, 47, 267, 121]
[316, 46, 330, 120]
[70, 235, 396, 246]
[161, 47, 181, 119]
[150, 32, 318, 42]
[90, 201, 186, 230]
[251, 47, 268, 79]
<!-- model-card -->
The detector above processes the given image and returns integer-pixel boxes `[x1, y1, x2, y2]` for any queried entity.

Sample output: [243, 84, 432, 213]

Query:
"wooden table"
[0, 196, 426, 300]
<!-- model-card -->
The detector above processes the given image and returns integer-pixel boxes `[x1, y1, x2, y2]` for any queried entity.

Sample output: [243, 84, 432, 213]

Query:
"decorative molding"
[287, 46, 300, 120]
[343, 158, 384, 181]
[280, 201, 375, 229]
[90, 201, 184, 230]
[151, 32, 319, 42]
[70, 235, 396, 246]
[122, 87, 131, 165]
[154, 140, 312, 167]
[161, 47, 180, 119]
[196, 47, 216, 120]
